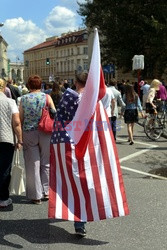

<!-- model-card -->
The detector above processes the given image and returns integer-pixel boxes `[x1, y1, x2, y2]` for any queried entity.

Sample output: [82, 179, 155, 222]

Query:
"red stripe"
[96, 102, 119, 217]
[65, 143, 81, 221]
[98, 67, 106, 101]
[105, 112, 130, 215]
[75, 115, 94, 160]
[88, 130, 106, 220]
[77, 157, 94, 221]
[48, 144, 56, 218]
[57, 144, 68, 220]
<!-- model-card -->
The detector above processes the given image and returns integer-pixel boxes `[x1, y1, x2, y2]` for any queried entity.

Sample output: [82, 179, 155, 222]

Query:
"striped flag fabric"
[49, 28, 129, 222]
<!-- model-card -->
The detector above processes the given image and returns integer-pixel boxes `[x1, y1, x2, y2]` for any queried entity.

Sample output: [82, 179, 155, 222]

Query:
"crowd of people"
[0, 73, 166, 237]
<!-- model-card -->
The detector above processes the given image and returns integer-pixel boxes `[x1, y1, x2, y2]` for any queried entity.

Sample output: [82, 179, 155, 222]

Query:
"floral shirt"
[21, 92, 46, 131]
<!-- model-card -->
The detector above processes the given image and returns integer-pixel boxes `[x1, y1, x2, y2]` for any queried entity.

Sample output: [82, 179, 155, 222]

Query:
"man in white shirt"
[141, 81, 150, 109]
[108, 79, 126, 140]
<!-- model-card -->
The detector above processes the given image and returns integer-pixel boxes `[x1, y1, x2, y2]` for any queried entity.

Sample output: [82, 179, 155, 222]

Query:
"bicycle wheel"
[144, 115, 163, 141]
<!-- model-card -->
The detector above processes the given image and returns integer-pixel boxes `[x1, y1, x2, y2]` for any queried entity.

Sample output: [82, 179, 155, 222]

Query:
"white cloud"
[45, 6, 77, 36]
[3, 17, 47, 61]
[1, 3, 86, 62]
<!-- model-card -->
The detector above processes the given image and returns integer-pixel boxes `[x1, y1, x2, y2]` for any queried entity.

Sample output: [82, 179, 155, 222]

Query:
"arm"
[47, 94, 56, 110]
[147, 89, 156, 108]
[12, 113, 23, 150]
[117, 92, 126, 108]
[111, 98, 115, 117]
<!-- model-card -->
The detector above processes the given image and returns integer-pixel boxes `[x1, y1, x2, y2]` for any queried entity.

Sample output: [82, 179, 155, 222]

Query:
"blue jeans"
[74, 221, 86, 229]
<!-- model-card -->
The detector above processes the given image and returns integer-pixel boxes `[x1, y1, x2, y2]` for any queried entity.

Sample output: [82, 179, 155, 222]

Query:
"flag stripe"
[88, 124, 107, 220]
[96, 102, 119, 217]
[77, 157, 94, 221]
[65, 143, 81, 221]
[59, 144, 74, 221]
[57, 144, 68, 220]
[48, 144, 56, 218]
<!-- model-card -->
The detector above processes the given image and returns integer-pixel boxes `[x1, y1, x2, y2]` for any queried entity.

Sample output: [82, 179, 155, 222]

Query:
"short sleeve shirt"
[101, 87, 115, 117]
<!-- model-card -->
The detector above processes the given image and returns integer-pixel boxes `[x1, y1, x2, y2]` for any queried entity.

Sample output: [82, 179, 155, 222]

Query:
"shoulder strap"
[45, 94, 49, 107]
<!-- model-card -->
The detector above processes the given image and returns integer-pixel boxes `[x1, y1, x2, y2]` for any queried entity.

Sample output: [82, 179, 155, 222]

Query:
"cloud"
[1, 2, 85, 62]
[45, 6, 77, 36]
[3, 17, 47, 61]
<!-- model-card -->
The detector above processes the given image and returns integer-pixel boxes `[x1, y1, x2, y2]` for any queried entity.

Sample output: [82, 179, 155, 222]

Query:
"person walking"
[19, 75, 56, 205]
[108, 79, 126, 140]
[0, 78, 22, 208]
[140, 81, 150, 109]
[122, 83, 144, 145]
[50, 81, 62, 109]
[6, 79, 21, 102]
[49, 69, 129, 237]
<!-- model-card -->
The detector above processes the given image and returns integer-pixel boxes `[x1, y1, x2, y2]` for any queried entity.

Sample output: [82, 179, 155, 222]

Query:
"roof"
[24, 29, 88, 53]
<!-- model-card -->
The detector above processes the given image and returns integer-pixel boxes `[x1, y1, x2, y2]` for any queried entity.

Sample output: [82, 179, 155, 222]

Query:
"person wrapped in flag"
[49, 29, 129, 237]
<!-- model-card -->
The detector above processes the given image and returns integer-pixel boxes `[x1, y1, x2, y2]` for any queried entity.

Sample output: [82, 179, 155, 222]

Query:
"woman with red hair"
[19, 75, 55, 205]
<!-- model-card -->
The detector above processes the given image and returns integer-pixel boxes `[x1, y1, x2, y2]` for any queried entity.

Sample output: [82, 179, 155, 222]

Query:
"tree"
[78, 0, 167, 78]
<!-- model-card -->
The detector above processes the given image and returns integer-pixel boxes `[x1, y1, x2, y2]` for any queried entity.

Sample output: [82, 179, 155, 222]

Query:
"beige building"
[23, 29, 89, 84]
[0, 35, 8, 79]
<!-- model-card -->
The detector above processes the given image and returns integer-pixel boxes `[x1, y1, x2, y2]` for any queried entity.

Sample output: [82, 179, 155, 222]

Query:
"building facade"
[9, 61, 24, 83]
[23, 29, 89, 84]
[0, 35, 8, 79]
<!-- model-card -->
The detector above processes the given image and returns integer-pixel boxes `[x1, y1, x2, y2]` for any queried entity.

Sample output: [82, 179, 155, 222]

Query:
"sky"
[0, 0, 86, 62]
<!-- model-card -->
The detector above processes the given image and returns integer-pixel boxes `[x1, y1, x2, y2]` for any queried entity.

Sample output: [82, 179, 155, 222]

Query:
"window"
[83, 47, 88, 55]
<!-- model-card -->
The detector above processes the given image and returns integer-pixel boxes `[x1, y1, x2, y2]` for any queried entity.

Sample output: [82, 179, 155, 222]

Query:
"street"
[0, 118, 167, 250]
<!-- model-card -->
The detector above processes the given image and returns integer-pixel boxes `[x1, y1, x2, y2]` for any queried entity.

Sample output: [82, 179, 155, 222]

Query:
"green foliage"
[78, 0, 167, 78]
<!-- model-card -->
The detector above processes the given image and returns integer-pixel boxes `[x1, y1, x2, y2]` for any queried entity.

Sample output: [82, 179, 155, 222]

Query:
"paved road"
[0, 119, 167, 250]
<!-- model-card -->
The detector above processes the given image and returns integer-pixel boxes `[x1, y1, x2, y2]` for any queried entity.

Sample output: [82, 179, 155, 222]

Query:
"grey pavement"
[0, 118, 167, 250]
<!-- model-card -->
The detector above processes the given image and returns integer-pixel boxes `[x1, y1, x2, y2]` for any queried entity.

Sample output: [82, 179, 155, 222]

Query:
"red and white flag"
[49, 29, 129, 222]
[66, 28, 106, 159]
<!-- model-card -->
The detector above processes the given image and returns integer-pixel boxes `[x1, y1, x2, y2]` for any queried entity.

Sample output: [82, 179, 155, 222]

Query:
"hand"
[15, 142, 23, 150]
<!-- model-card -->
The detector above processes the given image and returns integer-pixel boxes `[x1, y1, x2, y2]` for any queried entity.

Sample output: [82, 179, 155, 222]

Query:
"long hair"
[51, 81, 60, 95]
[124, 84, 137, 103]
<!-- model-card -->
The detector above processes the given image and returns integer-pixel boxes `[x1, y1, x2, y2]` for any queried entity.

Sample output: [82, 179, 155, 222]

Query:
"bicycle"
[144, 100, 167, 141]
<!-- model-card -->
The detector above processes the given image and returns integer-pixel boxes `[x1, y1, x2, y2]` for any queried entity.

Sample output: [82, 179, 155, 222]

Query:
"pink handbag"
[38, 94, 54, 133]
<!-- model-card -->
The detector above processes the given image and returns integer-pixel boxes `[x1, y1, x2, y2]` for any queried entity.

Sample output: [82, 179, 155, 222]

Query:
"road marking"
[117, 138, 165, 180]
[121, 165, 167, 180]
[118, 138, 158, 163]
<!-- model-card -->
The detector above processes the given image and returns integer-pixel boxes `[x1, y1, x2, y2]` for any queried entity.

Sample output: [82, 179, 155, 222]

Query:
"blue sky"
[0, 0, 86, 62]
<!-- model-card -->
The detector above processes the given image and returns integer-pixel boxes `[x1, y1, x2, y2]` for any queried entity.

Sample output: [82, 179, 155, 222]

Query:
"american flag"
[49, 29, 129, 221]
